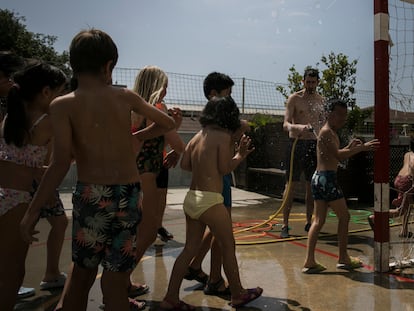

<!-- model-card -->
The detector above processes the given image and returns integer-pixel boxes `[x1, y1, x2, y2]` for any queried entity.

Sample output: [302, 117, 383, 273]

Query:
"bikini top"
[0, 113, 49, 168]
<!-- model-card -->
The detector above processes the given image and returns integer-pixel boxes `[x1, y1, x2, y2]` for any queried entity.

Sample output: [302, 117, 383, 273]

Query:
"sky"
[3, 0, 376, 90]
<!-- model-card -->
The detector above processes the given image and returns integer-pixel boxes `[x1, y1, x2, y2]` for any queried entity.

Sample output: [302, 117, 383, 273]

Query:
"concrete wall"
[59, 131, 197, 191]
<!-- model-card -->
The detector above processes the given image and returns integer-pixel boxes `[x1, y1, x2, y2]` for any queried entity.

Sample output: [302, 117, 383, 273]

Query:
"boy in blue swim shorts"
[302, 99, 379, 274]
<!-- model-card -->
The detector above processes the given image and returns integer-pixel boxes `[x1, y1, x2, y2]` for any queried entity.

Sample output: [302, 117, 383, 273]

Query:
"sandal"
[203, 277, 231, 297]
[183, 266, 209, 284]
[128, 283, 150, 297]
[159, 298, 195, 310]
[230, 287, 263, 307]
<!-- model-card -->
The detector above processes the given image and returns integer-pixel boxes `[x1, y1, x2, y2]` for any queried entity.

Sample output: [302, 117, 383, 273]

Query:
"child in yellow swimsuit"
[160, 96, 263, 310]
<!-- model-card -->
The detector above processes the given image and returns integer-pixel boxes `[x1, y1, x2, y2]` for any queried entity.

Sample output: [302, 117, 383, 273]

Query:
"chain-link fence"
[113, 67, 379, 115]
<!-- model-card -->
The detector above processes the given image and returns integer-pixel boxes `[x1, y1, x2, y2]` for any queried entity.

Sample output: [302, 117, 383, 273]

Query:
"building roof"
[363, 106, 414, 124]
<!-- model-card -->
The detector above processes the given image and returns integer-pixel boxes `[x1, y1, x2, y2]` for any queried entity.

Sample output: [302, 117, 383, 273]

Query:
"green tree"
[0, 9, 70, 74]
[318, 52, 357, 109]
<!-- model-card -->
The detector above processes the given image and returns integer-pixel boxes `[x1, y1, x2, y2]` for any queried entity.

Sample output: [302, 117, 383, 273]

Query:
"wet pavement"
[17, 187, 414, 311]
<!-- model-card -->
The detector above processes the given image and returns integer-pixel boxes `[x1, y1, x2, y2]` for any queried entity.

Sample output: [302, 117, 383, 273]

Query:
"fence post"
[242, 77, 245, 113]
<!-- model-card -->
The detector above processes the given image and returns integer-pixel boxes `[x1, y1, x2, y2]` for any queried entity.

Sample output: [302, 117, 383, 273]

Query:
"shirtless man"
[20, 29, 175, 311]
[302, 99, 379, 273]
[281, 67, 325, 238]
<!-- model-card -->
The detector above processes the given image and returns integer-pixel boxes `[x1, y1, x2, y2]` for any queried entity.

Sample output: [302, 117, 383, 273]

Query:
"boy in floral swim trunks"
[302, 99, 379, 273]
[20, 29, 175, 311]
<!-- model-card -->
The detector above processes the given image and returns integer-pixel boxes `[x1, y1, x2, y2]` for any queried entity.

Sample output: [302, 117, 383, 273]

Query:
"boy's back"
[54, 83, 141, 184]
[184, 126, 232, 194]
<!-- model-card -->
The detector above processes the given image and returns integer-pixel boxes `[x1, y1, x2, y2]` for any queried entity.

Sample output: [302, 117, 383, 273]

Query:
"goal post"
[374, 0, 414, 272]
[373, 0, 390, 273]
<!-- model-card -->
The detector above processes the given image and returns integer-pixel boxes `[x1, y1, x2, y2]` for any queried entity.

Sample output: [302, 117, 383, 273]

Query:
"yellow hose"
[233, 135, 412, 245]
[233, 137, 299, 236]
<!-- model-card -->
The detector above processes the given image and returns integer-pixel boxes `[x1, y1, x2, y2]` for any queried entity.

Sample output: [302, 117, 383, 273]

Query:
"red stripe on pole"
[374, 0, 389, 182]
[374, 34, 389, 183]
[374, 211, 390, 242]
[374, 0, 388, 14]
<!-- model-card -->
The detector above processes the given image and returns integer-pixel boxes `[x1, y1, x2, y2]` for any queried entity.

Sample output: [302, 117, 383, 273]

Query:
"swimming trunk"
[183, 190, 224, 220]
[222, 174, 232, 208]
[392, 175, 413, 207]
[71, 182, 142, 272]
[0, 187, 31, 216]
[156, 165, 169, 189]
[285, 139, 317, 182]
[311, 171, 344, 202]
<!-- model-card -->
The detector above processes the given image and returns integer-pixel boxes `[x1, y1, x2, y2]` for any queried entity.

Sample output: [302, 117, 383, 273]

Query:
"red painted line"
[264, 232, 281, 239]
[374, 211, 390, 242]
[289, 239, 414, 282]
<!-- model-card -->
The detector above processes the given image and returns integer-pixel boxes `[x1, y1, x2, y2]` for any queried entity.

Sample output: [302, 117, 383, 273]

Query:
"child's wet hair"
[325, 98, 348, 113]
[69, 29, 118, 75]
[203, 72, 234, 99]
[199, 96, 241, 132]
[4, 61, 67, 147]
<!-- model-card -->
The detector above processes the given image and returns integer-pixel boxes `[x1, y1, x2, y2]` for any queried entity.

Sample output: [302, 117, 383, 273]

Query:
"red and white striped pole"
[374, 0, 390, 272]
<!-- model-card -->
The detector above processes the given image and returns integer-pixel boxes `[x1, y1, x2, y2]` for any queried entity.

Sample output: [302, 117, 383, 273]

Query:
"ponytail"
[3, 61, 67, 147]
[4, 83, 28, 147]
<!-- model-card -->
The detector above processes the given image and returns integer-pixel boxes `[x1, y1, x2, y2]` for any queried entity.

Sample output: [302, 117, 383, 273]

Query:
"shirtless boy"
[20, 29, 175, 311]
[160, 96, 262, 310]
[303, 99, 379, 273]
[282, 67, 325, 238]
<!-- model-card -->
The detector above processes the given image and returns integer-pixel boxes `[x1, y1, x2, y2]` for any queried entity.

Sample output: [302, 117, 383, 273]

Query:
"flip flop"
[336, 257, 363, 270]
[230, 287, 263, 307]
[128, 283, 150, 297]
[17, 286, 35, 299]
[302, 263, 327, 274]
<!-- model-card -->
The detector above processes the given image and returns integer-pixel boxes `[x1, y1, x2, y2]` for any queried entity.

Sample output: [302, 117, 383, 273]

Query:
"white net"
[386, 1, 414, 271]
[387, 0, 414, 270]
[389, 0, 414, 111]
